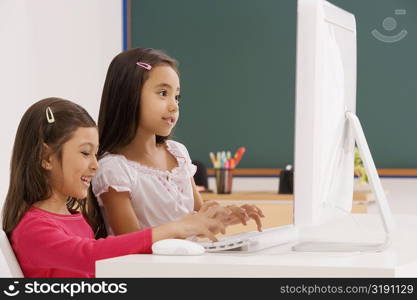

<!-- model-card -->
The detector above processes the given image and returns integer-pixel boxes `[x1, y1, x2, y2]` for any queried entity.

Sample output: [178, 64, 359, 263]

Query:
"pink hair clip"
[136, 62, 152, 70]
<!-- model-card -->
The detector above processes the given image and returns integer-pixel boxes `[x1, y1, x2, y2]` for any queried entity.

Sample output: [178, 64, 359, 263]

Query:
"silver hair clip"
[46, 106, 55, 124]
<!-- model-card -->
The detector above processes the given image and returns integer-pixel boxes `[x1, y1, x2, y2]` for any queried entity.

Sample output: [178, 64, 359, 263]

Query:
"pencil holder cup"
[214, 168, 234, 194]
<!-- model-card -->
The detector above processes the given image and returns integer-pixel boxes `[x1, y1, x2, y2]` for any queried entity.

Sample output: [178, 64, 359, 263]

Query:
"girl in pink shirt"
[1, 98, 225, 278]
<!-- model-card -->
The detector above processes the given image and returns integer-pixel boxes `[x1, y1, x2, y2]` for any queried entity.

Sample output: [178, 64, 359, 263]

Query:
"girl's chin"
[156, 130, 171, 137]
[71, 191, 88, 200]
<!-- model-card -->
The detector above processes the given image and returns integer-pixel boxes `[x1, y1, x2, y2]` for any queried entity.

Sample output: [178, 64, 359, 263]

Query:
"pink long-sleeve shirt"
[11, 207, 153, 278]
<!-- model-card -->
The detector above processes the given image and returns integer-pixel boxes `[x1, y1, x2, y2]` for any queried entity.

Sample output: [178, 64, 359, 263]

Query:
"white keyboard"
[198, 225, 299, 252]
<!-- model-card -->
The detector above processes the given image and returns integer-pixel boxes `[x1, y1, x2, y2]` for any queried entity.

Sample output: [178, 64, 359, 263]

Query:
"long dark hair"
[2, 98, 105, 237]
[97, 47, 179, 158]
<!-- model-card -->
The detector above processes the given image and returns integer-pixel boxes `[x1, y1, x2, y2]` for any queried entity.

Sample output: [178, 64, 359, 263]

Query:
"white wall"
[0, 0, 122, 212]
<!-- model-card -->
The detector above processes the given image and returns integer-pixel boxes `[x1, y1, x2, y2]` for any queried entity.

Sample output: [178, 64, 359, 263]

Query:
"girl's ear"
[41, 143, 53, 170]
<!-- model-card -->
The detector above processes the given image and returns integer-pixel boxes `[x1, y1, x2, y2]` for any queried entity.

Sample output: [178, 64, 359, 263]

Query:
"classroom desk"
[96, 214, 417, 277]
[200, 190, 374, 203]
[200, 191, 369, 236]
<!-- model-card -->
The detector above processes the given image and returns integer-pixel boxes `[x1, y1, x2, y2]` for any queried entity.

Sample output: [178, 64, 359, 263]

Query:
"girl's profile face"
[47, 127, 99, 200]
[139, 64, 180, 137]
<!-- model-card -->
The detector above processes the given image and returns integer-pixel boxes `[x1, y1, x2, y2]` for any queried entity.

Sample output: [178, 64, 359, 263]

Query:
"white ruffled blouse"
[92, 140, 197, 234]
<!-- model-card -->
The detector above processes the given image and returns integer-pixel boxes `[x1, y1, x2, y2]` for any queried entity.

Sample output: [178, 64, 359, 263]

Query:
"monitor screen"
[293, 0, 357, 226]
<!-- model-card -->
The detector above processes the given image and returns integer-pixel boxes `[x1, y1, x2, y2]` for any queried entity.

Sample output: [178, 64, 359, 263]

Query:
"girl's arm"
[192, 177, 205, 211]
[15, 217, 153, 276]
[16, 210, 225, 276]
[100, 187, 141, 235]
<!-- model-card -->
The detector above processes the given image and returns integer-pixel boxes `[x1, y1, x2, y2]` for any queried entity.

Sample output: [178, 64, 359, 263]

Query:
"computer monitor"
[294, 0, 356, 226]
[292, 0, 395, 252]
[199, 0, 394, 253]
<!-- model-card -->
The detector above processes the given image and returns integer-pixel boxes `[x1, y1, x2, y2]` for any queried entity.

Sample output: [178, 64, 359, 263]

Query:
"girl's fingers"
[257, 207, 265, 218]
[202, 207, 231, 224]
[216, 220, 226, 235]
[228, 205, 249, 224]
[216, 206, 233, 218]
[242, 204, 265, 218]
[254, 206, 265, 217]
[206, 218, 225, 237]
[240, 213, 248, 225]
[200, 200, 219, 212]
[240, 205, 264, 231]
[202, 204, 266, 230]
[202, 228, 218, 242]
[248, 212, 263, 232]
[204, 206, 218, 218]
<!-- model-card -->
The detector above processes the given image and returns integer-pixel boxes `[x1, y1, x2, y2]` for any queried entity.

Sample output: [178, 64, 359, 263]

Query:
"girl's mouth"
[81, 176, 92, 187]
[162, 117, 175, 126]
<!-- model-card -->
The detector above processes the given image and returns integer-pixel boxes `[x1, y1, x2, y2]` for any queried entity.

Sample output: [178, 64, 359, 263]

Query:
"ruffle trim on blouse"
[100, 140, 191, 178]
[94, 185, 132, 203]
[167, 140, 197, 177]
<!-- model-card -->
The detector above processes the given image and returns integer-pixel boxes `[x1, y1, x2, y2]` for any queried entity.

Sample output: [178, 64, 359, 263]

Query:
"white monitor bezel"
[293, 0, 357, 226]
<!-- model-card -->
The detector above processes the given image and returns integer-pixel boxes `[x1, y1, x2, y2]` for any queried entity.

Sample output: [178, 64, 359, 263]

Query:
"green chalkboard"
[131, 0, 417, 168]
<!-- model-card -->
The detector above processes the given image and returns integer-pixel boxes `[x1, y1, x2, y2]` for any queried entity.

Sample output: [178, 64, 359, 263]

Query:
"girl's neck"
[33, 193, 71, 215]
[118, 130, 161, 160]
[117, 129, 178, 172]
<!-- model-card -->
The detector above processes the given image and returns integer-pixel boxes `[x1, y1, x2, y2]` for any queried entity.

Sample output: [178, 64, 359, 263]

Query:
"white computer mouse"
[152, 239, 205, 256]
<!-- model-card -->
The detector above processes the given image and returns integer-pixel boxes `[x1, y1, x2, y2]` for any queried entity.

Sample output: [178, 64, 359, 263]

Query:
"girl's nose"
[90, 156, 99, 171]
[168, 98, 179, 112]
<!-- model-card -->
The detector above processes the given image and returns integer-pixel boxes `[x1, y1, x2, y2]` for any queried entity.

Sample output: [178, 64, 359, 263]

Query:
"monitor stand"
[292, 111, 396, 252]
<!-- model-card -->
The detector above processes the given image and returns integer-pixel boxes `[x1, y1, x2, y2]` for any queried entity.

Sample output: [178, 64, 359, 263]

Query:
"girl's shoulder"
[165, 140, 196, 176]
[98, 152, 127, 165]
[165, 140, 190, 158]
[14, 208, 52, 230]
[22, 207, 82, 221]
[95, 153, 136, 181]
[97, 153, 134, 172]
[12, 207, 83, 236]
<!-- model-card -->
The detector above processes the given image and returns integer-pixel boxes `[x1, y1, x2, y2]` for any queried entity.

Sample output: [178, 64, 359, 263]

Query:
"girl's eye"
[81, 152, 90, 157]
[175, 95, 181, 103]
[159, 90, 168, 97]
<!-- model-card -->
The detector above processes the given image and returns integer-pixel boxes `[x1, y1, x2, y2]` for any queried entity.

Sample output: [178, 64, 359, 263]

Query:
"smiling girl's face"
[138, 64, 180, 137]
[44, 127, 99, 200]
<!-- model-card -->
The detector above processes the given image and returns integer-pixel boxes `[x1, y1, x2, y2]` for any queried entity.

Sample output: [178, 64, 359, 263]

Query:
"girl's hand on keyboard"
[199, 201, 265, 232]
[173, 209, 226, 241]
[241, 204, 265, 231]
[199, 200, 233, 223]
[225, 204, 265, 231]
[152, 208, 226, 242]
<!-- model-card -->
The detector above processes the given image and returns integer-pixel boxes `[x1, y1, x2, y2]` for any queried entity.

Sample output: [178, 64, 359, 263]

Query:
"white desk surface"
[96, 214, 417, 278]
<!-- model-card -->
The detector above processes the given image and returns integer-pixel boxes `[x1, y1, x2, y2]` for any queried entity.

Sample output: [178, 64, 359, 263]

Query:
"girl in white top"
[92, 47, 264, 235]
